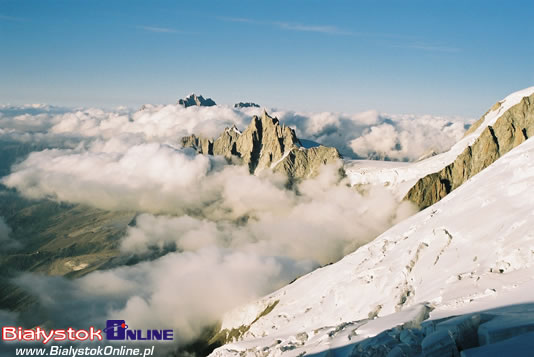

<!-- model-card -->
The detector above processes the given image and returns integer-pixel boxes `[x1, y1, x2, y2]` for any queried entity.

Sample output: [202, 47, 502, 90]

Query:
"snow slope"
[211, 134, 534, 356]
[344, 86, 534, 198]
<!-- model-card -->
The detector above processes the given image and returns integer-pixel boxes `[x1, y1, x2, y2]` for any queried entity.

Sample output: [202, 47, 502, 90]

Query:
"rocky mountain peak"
[178, 94, 217, 108]
[234, 102, 260, 108]
[181, 111, 341, 180]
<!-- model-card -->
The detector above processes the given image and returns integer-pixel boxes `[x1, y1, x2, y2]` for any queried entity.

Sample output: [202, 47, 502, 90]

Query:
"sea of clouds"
[0, 102, 470, 346]
[0, 102, 470, 160]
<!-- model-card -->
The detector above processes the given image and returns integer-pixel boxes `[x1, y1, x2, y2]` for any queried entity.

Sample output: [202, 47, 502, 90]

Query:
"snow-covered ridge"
[482, 86, 534, 127]
[211, 134, 534, 356]
[345, 86, 534, 196]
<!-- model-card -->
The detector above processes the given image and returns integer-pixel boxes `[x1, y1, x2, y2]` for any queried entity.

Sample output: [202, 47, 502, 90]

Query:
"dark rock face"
[234, 102, 260, 108]
[178, 94, 216, 107]
[181, 111, 342, 180]
[405, 94, 534, 209]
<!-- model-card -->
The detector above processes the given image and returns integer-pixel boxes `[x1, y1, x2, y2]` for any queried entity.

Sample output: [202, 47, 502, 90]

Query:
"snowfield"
[210, 131, 534, 355]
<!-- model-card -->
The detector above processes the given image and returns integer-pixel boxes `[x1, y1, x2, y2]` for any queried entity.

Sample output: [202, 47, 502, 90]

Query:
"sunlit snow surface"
[211, 96, 534, 356]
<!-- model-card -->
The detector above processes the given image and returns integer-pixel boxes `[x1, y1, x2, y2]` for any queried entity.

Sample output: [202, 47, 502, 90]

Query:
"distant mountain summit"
[178, 94, 216, 107]
[181, 110, 341, 181]
[234, 102, 260, 108]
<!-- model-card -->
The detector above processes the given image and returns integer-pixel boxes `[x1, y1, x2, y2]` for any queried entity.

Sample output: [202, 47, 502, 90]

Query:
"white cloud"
[2, 142, 231, 215]
[15, 248, 315, 344]
[118, 164, 415, 264]
[48, 105, 251, 141]
[273, 109, 471, 161]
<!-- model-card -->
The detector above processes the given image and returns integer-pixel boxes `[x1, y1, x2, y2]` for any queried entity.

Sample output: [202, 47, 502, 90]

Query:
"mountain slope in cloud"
[210, 119, 534, 357]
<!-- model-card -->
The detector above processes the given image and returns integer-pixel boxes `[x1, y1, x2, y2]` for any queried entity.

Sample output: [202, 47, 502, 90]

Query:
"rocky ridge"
[181, 110, 342, 180]
[405, 91, 534, 209]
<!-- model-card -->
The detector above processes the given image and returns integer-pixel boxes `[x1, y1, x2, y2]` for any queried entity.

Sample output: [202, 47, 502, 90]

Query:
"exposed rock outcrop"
[234, 102, 260, 108]
[181, 111, 342, 180]
[178, 94, 216, 107]
[405, 93, 534, 209]
[272, 146, 342, 180]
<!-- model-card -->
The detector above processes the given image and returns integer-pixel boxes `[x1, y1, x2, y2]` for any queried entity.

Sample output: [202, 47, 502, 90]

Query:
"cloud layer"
[0, 103, 470, 162]
[15, 247, 314, 343]
[274, 110, 469, 161]
[5, 150, 415, 345]
[0, 101, 465, 346]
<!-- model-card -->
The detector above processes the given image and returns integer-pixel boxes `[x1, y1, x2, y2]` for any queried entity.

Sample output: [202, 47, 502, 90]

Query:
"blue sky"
[1, 0, 533, 116]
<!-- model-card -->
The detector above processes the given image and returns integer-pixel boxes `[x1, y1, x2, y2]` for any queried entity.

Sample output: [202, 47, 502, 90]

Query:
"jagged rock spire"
[181, 111, 342, 180]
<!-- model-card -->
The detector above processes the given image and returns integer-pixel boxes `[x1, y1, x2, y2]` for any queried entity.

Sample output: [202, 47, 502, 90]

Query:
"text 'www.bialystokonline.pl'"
[14, 345, 156, 356]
